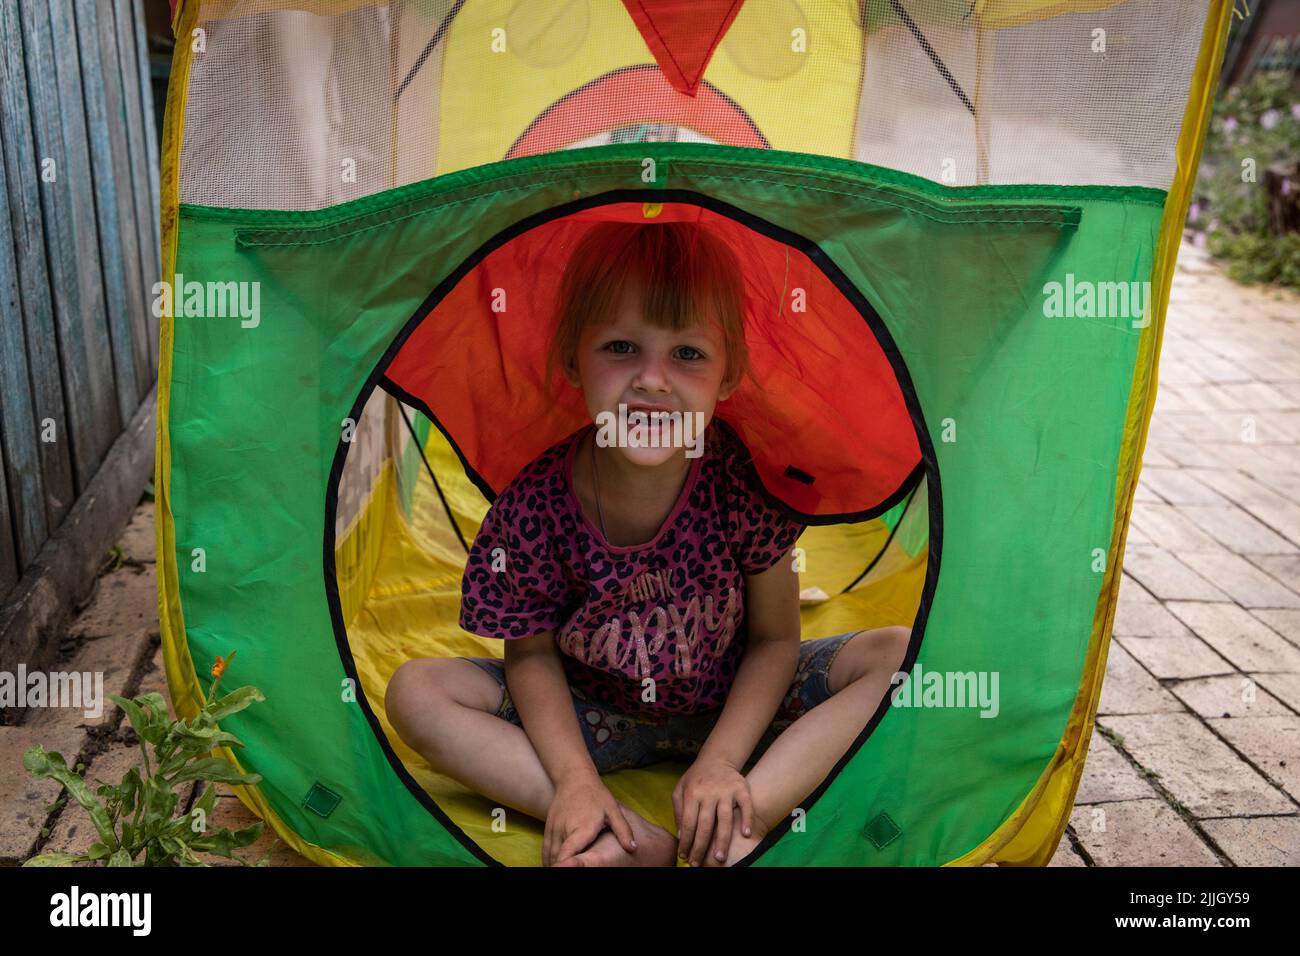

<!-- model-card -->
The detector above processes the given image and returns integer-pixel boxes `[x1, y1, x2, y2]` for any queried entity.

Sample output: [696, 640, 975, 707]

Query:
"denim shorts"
[460, 631, 862, 774]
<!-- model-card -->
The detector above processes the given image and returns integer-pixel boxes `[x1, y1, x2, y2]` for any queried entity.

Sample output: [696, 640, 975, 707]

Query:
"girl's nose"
[632, 352, 671, 389]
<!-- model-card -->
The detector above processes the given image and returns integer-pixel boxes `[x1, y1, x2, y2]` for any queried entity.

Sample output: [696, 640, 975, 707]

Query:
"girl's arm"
[696, 555, 802, 769]
[506, 631, 638, 864]
[503, 631, 601, 787]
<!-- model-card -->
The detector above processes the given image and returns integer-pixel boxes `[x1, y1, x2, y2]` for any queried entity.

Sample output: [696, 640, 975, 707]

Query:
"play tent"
[156, 0, 1234, 866]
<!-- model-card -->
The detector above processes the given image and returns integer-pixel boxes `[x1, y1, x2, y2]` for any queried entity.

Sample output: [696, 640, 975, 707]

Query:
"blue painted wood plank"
[131, 0, 160, 374]
[0, 125, 47, 572]
[18, 0, 120, 492]
[0, 1, 74, 533]
[112, 0, 158, 382]
[68, 0, 148, 414]
[0, 436, 16, 600]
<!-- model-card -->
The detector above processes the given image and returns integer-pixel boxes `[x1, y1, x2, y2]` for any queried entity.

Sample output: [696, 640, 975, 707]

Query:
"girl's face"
[564, 284, 738, 467]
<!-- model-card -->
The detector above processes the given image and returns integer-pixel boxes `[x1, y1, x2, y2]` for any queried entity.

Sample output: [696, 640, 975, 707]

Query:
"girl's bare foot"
[551, 803, 677, 867]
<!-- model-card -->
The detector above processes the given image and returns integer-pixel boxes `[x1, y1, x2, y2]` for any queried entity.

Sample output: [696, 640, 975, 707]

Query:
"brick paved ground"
[2, 242, 1298, 867]
[1058, 242, 1300, 867]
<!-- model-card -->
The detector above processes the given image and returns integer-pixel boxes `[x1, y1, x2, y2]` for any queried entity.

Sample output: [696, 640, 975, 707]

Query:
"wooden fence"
[0, 0, 159, 606]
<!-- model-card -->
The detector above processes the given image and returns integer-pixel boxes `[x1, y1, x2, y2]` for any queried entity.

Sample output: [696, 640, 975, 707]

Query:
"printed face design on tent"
[156, 0, 1229, 867]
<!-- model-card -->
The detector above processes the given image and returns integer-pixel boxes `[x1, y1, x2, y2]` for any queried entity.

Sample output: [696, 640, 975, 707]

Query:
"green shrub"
[22, 651, 274, 867]
[1193, 71, 1300, 289]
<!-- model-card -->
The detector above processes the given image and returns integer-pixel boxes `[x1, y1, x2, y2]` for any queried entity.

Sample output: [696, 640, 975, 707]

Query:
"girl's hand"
[672, 756, 755, 866]
[544, 772, 637, 866]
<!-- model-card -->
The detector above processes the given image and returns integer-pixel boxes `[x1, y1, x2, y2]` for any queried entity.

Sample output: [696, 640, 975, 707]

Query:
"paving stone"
[1121, 546, 1230, 602]
[1237, 502, 1300, 549]
[1246, 555, 1300, 600]
[25, 626, 155, 734]
[1153, 386, 1196, 413]
[1119, 573, 1156, 603]
[1077, 728, 1159, 804]
[66, 563, 159, 643]
[1128, 504, 1221, 553]
[1165, 602, 1300, 672]
[1133, 476, 1164, 504]
[1186, 356, 1254, 384]
[1249, 467, 1300, 503]
[1170, 675, 1290, 720]
[1249, 607, 1300, 648]
[1178, 503, 1299, 555]
[1168, 384, 1237, 412]
[1114, 635, 1234, 680]
[1206, 715, 1300, 804]
[132, 643, 176, 720]
[1245, 438, 1300, 471]
[0, 723, 91, 862]
[1099, 640, 1186, 715]
[1137, 444, 1176, 468]
[1185, 467, 1291, 508]
[1145, 415, 1187, 447]
[1271, 412, 1300, 441]
[1068, 799, 1220, 866]
[1100, 714, 1293, 818]
[1146, 440, 1235, 469]
[1047, 837, 1088, 866]
[1135, 468, 1229, 505]
[1170, 411, 1292, 443]
[1253, 672, 1300, 712]
[1154, 355, 1206, 386]
[1112, 598, 1192, 638]
[1239, 358, 1300, 384]
[116, 503, 155, 564]
[1199, 816, 1300, 866]
[1214, 382, 1298, 411]
[1123, 521, 1152, 546]
[1175, 551, 1300, 608]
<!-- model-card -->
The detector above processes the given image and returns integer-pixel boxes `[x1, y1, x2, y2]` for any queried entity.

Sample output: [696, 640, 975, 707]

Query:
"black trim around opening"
[322, 188, 944, 867]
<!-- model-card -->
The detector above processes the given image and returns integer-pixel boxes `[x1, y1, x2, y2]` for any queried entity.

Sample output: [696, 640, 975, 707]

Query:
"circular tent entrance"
[326, 197, 938, 866]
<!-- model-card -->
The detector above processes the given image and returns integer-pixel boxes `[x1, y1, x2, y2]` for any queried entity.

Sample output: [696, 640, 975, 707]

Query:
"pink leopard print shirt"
[458, 416, 805, 717]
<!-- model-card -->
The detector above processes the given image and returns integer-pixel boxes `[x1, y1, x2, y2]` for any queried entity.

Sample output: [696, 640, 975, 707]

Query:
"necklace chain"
[591, 433, 608, 542]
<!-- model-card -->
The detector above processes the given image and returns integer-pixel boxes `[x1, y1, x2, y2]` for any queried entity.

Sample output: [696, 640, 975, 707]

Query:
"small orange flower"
[211, 649, 237, 680]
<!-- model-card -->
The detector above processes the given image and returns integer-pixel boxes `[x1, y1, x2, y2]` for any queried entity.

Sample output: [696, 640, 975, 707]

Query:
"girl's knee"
[879, 625, 912, 656]
[836, 626, 911, 686]
[385, 659, 447, 726]
[384, 660, 421, 727]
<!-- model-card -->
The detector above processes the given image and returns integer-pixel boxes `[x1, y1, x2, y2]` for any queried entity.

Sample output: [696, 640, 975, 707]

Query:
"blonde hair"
[544, 221, 755, 402]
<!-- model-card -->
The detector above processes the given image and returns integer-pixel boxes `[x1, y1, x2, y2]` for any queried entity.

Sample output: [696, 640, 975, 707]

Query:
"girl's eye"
[606, 340, 634, 354]
[676, 346, 704, 361]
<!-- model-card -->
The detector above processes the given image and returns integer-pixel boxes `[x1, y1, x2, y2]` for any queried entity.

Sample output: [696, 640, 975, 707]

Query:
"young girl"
[385, 221, 911, 867]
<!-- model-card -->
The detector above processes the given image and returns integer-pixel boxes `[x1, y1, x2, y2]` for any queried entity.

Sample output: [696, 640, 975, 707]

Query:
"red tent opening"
[383, 200, 922, 519]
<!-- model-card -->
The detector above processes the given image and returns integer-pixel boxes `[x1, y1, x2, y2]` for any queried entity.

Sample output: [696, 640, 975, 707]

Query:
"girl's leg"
[708, 626, 913, 866]
[385, 658, 559, 820]
[384, 658, 676, 865]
